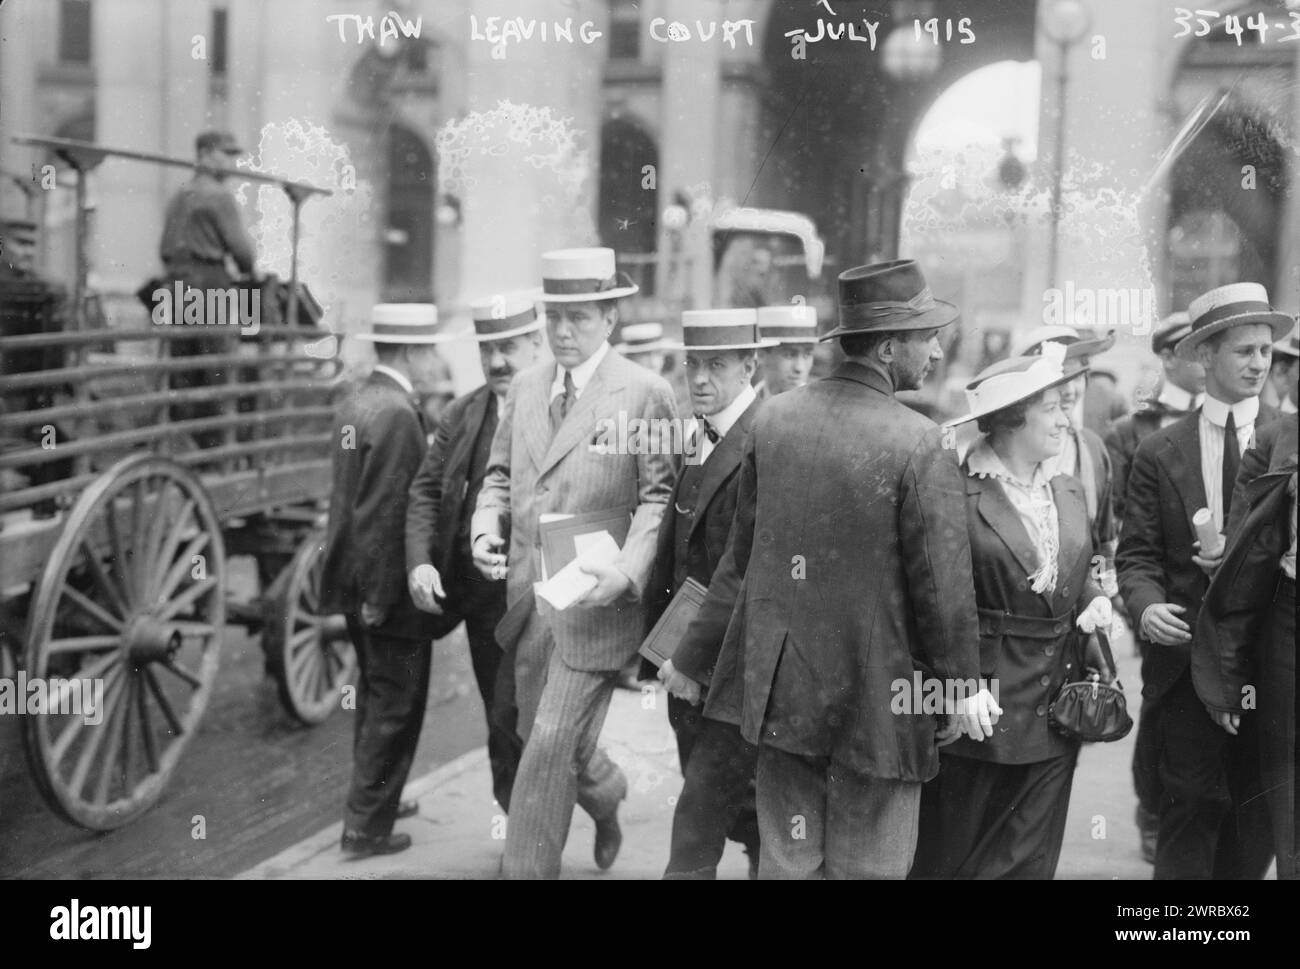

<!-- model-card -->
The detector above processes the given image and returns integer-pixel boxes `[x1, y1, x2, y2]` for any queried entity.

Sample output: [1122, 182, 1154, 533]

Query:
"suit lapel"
[449, 387, 490, 487]
[538, 351, 625, 477]
[688, 398, 759, 542]
[973, 476, 1041, 579]
[1050, 474, 1088, 601]
[1159, 412, 1206, 527]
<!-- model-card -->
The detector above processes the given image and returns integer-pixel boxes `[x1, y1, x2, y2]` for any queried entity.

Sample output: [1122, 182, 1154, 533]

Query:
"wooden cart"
[0, 136, 353, 831]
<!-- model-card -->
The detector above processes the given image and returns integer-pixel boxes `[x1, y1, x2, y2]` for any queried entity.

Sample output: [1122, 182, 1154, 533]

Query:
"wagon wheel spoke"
[160, 659, 203, 690]
[147, 498, 196, 601]
[137, 673, 159, 773]
[47, 635, 121, 654]
[61, 585, 124, 633]
[66, 666, 127, 797]
[92, 672, 133, 806]
[128, 479, 150, 604]
[142, 667, 183, 737]
[105, 498, 132, 604]
[50, 662, 123, 763]
[154, 575, 218, 622]
[79, 539, 130, 621]
[138, 480, 178, 600]
[153, 533, 212, 608]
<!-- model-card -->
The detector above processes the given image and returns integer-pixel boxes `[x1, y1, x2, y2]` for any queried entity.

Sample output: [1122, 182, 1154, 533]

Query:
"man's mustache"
[488, 367, 514, 380]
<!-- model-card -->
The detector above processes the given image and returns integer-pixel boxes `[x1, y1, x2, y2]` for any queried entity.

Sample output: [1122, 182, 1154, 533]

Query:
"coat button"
[1044, 645, 1055, 657]
[1035, 704, 1047, 717]
[1053, 622, 1064, 634]
[1017, 580, 1027, 591]
[1060, 586, 1069, 597]
[1039, 674, 1051, 686]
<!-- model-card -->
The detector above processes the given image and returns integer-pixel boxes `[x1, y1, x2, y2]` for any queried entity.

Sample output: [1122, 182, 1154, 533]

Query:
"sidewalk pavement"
[241, 625, 1157, 881]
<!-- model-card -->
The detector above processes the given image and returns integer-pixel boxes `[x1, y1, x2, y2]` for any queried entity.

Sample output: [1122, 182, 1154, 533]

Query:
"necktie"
[1222, 410, 1239, 521]
[694, 415, 720, 444]
[549, 370, 575, 435]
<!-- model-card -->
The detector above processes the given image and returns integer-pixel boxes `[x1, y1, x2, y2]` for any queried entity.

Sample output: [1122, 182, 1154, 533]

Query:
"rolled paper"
[1192, 507, 1222, 557]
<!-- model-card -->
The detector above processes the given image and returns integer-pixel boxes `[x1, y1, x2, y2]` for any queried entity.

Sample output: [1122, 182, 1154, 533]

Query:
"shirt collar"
[966, 435, 1052, 489]
[552, 341, 610, 397]
[1157, 382, 1201, 413]
[373, 364, 414, 396]
[1201, 392, 1259, 428]
[701, 384, 756, 440]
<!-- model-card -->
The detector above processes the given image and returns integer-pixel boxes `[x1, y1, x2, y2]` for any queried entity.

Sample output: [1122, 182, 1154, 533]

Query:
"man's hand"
[1076, 595, 1113, 634]
[1206, 706, 1240, 736]
[1191, 538, 1225, 577]
[658, 659, 701, 705]
[1140, 603, 1192, 645]
[472, 534, 508, 582]
[576, 560, 632, 608]
[948, 688, 1002, 742]
[408, 564, 446, 615]
[360, 601, 387, 628]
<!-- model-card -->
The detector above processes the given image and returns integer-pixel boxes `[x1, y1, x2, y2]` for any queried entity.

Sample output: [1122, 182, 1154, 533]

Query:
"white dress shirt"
[968, 436, 1061, 595]
[1199, 393, 1259, 534]
[550, 341, 610, 404]
[373, 363, 414, 396]
[689, 384, 756, 465]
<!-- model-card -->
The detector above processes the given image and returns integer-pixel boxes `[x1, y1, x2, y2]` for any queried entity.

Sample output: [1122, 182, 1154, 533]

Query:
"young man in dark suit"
[1117, 282, 1290, 880]
[648, 309, 771, 879]
[672, 260, 998, 879]
[1194, 411, 1298, 880]
[320, 304, 451, 858]
[405, 293, 544, 812]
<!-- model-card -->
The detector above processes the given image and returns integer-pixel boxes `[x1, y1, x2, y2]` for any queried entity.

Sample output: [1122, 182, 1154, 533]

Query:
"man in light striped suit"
[472, 248, 678, 879]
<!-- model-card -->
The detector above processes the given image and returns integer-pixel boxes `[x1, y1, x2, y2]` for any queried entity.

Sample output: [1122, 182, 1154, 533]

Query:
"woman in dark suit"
[913, 344, 1114, 879]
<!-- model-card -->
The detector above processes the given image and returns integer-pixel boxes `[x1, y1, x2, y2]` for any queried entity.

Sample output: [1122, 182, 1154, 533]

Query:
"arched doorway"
[383, 124, 434, 302]
[598, 117, 658, 292]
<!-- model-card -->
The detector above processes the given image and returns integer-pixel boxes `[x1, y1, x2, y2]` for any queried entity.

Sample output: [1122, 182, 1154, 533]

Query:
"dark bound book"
[539, 508, 632, 578]
[638, 577, 708, 668]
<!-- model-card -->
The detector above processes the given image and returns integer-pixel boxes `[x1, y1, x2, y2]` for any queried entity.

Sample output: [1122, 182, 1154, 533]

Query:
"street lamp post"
[1040, 0, 1092, 291]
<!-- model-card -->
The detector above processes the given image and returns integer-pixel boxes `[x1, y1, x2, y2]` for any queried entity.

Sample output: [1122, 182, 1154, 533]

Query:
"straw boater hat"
[757, 304, 819, 344]
[945, 342, 1089, 426]
[671, 309, 778, 352]
[615, 322, 673, 356]
[534, 247, 639, 303]
[354, 303, 451, 343]
[819, 259, 958, 342]
[1150, 312, 1192, 355]
[468, 292, 543, 342]
[1176, 282, 1294, 360]
[1011, 323, 1115, 361]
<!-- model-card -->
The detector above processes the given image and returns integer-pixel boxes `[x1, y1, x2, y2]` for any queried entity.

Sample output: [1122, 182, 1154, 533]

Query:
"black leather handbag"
[1049, 629, 1133, 742]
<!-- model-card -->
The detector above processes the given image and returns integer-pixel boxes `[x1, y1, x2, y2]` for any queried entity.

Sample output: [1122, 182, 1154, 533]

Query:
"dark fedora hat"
[819, 259, 958, 342]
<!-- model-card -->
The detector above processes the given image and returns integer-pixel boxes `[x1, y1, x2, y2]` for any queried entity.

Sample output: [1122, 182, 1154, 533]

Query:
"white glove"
[1076, 595, 1113, 634]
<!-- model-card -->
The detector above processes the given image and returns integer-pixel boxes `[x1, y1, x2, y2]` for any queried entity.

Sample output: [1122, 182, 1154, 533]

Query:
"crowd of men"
[317, 238, 1296, 880]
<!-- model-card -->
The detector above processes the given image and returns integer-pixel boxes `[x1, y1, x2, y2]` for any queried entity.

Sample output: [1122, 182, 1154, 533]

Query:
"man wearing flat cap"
[1103, 311, 1205, 864]
[672, 259, 997, 878]
[406, 293, 545, 812]
[471, 247, 677, 878]
[1117, 281, 1288, 879]
[754, 304, 818, 399]
[321, 304, 452, 859]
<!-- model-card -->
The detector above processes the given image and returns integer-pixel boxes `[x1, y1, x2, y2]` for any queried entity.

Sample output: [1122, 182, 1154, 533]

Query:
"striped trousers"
[502, 639, 627, 879]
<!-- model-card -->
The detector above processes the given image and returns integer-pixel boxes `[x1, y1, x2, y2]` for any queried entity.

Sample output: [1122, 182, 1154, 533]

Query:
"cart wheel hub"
[124, 616, 182, 663]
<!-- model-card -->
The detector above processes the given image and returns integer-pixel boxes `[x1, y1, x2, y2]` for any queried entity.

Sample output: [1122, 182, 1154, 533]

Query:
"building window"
[58, 0, 92, 64]
[212, 7, 229, 78]
[608, 1, 639, 61]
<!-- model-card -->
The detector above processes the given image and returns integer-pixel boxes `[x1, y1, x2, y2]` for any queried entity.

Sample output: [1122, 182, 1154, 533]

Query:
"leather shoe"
[396, 799, 418, 819]
[340, 829, 412, 859]
[593, 809, 623, 871]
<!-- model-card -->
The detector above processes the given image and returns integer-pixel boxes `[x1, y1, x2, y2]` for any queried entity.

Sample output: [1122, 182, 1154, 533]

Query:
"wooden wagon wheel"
[265, 529, 354, 725]
[23, 453, 225, 830]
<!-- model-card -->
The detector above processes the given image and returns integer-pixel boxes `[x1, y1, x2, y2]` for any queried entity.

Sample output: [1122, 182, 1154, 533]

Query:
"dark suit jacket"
[645, 397, 761, 632]
[1193, 414, 1298, 713]
[946, 468, 1104, 764]
[1105, 405, 1165, 524]
[405, 383, 499, 639]
[320, 371, 435, 642]
[1116, 404, 1277, 700]
[672, 361, 981, 782]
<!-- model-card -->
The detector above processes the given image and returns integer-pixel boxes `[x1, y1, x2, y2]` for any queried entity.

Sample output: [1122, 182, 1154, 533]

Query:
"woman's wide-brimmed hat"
[758, 304, 819, 344]
[533, 247, 640, 303]
[1011, 323, 1115, 360]
[614, 321, 674, 356]
[467, 292, 544, 342]
[354, 303, 453, 344]
[819, 259, 959, 342]
[945, 342, 1089, 426]
[668, 309, 778, 352]
[1176, 282, 1294, 360]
